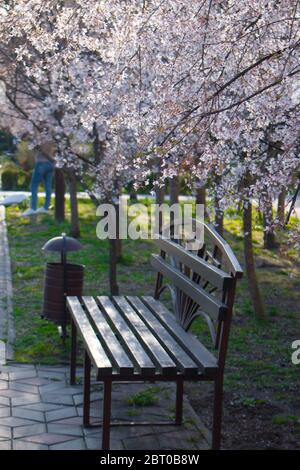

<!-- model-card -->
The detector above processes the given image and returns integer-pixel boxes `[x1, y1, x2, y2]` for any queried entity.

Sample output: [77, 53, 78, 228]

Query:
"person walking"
[22, 141, 55, 217]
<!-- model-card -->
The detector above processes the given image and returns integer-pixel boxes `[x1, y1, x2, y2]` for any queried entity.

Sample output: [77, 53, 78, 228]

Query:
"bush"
[1, 161, 31, 190]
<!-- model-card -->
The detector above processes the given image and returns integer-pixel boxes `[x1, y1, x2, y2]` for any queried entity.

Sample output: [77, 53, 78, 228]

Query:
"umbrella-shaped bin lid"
[42, 233, 83, 253]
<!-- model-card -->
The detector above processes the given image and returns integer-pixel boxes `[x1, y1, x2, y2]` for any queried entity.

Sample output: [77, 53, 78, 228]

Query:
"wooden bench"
[67, 219, 243, 450]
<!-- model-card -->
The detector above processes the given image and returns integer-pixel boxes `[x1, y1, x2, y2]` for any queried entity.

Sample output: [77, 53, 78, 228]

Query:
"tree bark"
[196, 185, 206, 205]
[243, 200, 266, 320]
[155, 186, 165, 205]
[196, 184, 210, 223]
[68, 171, 80, 238]
[114, 201, 122, 261]
[169, 176, 180, 205]
[155, 186, 165, 234]
[109, 238, 119, 295]
[214, 193, 224, 237]
[263, 198, 277, 249]
[55, 169, 65, 223]
[169, 176, 180, 237]
[277, 189, 286, 225]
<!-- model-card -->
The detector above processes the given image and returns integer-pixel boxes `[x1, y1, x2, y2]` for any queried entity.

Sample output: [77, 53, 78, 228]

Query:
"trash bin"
[41, 233, 84, 337]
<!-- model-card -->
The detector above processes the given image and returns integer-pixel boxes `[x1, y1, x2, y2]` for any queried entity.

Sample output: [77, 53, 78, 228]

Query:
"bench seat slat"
[142, 296, 218, 377]
[97, 296, 156, 377]
[67, 297, 112, 376]
[151, 254, 227, 321]
[113, 297, 177, 376]
[82, 296, 134, 376]
[126, 296, 200, 377]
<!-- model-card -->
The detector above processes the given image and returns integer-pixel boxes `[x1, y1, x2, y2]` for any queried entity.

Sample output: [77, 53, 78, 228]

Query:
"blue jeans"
[30, 162, 54, 210]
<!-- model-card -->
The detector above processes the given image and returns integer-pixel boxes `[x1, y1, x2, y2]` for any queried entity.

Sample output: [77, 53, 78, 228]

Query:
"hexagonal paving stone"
[22, 432, 76, 445]
[39, 383, 66, 394]
[5, 364, 35, 371]
[37, 366, 69, 374]
[57, 386, 82, 396]
[9, 382, 39, 394]
[12, 408, 45, 422]
[11, 394, 41, 406]
[37, 370, 66, 381]
[50, 437, 86, 450]
[0, 440, 11, 450]
[9, 370, 37, 381]
[0, 373, 9, 381]
[0, 407, 10, 418]
[0, 396, 9, 406]
[50, 416, 83, 426]
[20, 402, 63, 412]
[13, 440, 49, 450]
[47, 423, 84, 437]
[0, 417, 38, 427]
[15, 377, 50, 386]
[85, 436, 102, 450]
[41, 393, 74, 406]
[72, 393, 84, 406]
[77, 405, 102, 419]
[0, 425, 11, 439]
[13, 423, 47, 439]
[0, 389, 28, 398]
[0, 380, 8, 390]
[46, 407, 78, 422]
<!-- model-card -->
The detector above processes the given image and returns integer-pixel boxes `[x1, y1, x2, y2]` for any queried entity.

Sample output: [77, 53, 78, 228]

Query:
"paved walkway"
[0, 363, 210, 450]
[0, 206, 14, 362]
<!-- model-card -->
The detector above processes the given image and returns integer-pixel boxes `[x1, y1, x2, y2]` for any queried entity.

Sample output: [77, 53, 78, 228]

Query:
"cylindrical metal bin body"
[42, 262, 84, 324]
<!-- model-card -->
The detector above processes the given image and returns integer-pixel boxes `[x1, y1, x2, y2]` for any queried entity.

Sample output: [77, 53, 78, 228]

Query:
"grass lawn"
[5, 197, 300, 449]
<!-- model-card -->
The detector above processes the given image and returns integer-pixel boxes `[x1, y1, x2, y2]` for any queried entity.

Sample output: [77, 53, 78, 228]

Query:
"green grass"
[126, 386, 161, 407]
[272, 415, 299, 426]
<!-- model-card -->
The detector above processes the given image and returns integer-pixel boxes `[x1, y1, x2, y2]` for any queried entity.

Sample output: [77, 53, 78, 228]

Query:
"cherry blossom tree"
[0, 0, 299, 308]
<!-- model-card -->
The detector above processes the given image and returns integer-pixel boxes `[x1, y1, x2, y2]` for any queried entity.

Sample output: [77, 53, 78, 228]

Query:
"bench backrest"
[151, 218, 243, 369]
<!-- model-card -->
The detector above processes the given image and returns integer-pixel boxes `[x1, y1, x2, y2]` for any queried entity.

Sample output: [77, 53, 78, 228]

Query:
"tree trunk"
[243, 200, 266, 320]
[196, 186, 206, 205]
[263, 198, 277, 249]
[214, 193, 224, 237]
[277, 189, 286, 225]
[68, 171, 80, 238]
[114, 201, 122, 262]
[155, 186, 165, 205]
[155, 186, 165, 234]
[109, 238, 119, 295]
[129, 192, 138, 201]
[169, 176, 180, 205]
[169, 176, 180, 236]
[196, 184, 210, 223]
[55, 169, 65, 223]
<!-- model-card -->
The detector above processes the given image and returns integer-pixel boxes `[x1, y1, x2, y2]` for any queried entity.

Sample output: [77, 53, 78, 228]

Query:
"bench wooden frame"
[67, 219, 242, 450]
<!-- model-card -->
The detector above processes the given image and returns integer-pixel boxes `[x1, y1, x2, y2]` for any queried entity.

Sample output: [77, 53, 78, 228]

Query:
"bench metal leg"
[70, 319, 77, 386]
[102, 379, 112, 450]
[83, 351, 91, 427]
[175, 377, 184, 425]
[212, 375, 223, 450]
